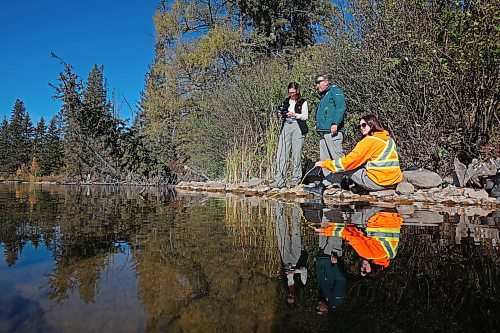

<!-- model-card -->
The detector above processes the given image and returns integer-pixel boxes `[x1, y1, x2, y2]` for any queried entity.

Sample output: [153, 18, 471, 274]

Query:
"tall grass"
[225, 113, 281, 183]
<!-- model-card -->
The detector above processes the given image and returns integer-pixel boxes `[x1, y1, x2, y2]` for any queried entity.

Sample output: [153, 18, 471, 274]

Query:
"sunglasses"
[315, 79, 326, 84]
[359, 123, 368, 129]
[288, 90, 297, 95]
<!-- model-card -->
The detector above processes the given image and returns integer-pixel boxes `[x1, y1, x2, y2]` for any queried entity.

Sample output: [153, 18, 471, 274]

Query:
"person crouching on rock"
[306, 114, 403, 196]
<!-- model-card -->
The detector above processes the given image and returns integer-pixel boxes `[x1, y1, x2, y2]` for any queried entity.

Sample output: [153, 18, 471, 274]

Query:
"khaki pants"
[350, 168, 391, 191]
[275, 122, 305, 186]
[319, 132, 344, 186]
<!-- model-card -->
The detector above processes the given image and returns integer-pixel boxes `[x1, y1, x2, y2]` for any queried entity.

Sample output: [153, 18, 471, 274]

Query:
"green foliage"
[41, 117, 63, 176]
[4, 0, 496, 182]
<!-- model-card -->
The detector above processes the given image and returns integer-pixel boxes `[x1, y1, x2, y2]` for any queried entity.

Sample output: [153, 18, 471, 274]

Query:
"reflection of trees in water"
[1, 184, 498, 332]
[224, 198, 281, 276]
[337, 227, 499, 332]
[135, 196, 279, 332]
[47, 253, 109, 304]
[0, 184, 180, 304]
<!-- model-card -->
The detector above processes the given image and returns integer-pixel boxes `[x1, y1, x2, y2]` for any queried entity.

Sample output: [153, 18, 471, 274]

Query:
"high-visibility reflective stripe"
[367, 232, 400, 238]
[366, 160, 400, 167]
[366, 137, 400, 170]
[334, 159, 345, 172]
[379, 238, 397, 259]
[366, 227, 400, 233]
[377, 138, 394, 161]
[332, 225, 344, 237]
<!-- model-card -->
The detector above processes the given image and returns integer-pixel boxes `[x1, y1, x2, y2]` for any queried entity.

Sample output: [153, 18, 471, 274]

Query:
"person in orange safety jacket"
[306, 114, 402, 196]
[314, 210, 403, 276]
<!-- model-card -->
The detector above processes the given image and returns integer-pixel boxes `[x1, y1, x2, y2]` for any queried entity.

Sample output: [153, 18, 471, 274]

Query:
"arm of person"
[316, 137, 375, 172]
[329, 88, 346, 127]
[294, 101, 308, 120]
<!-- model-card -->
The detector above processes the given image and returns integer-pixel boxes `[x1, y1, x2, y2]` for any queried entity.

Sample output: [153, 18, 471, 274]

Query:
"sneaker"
[290, 179, 301, 187]
[304, 183, 326, 196]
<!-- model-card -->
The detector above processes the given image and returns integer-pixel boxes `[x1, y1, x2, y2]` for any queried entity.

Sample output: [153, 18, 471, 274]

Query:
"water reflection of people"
[275, 202, 308, 306]
[309, 206, 347, 315]
[314, 209, 403, 276]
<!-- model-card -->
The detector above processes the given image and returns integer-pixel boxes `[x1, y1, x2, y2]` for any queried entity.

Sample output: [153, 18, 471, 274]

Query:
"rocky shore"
[175, 169, 500, 211]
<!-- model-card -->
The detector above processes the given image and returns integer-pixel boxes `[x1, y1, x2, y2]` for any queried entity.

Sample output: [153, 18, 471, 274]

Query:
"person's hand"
[330, 255, 338, 264]
[331, 124, 338, 135]
[314, 161, 323, 168]
[287, 111, 296, 118]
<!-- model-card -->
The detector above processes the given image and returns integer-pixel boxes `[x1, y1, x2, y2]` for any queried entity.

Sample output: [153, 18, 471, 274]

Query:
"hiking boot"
[351, 185, 369, 195]
[340, 176, 353, 190]
[304, 183, 326, 196]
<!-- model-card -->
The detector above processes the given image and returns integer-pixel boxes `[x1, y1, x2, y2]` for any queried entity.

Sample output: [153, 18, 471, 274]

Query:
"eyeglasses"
[359, 123, 368, 129]
[315, 79, 326, 84]
[288, 90, 297, 95]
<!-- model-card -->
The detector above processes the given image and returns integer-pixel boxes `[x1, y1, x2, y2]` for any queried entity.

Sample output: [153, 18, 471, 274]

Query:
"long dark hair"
[361, 114, 386, 135]
[288, 82, 302, 100]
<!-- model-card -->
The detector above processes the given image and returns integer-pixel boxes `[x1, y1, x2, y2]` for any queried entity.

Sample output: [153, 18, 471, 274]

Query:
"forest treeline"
[1, 0, 498, 183]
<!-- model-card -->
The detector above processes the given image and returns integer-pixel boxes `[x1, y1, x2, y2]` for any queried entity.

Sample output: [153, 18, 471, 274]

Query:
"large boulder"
[403, 169, 442, 189]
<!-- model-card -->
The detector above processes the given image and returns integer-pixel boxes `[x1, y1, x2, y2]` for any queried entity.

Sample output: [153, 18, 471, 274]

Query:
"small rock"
[405, 210, 444, 224]
[464, 188, 489, 199]
[248, 177, 263, 187]
[255, 185, 270, 193]
[324, 187, 341, 195]
[396, 205, 415, 215]
[369, 189, 396, 197]
[396, 182, 415, 195]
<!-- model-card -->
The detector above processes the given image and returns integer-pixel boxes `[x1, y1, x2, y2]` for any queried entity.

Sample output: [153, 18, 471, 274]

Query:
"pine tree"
[0, 117, 10, 175]
[51, 63, 86, 178]
[20, 113, 35, 167]
[7, 99, 31, 174]
[81, 64, 120, 177]
[33, 117, 46, 157]
[32, 117, 46, 174]
[41, 117, 63, 175]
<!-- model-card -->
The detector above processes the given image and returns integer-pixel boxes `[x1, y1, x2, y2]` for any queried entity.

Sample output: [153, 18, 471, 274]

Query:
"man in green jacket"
[307, 74, 347, 196]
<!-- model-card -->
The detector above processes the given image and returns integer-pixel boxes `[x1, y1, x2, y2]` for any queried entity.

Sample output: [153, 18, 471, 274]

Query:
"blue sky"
[0, 0, 158, 124]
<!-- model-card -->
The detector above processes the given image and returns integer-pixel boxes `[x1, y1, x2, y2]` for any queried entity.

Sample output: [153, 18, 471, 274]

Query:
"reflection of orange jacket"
[320, 130, 402, 186]
[317, 212, 403, 267]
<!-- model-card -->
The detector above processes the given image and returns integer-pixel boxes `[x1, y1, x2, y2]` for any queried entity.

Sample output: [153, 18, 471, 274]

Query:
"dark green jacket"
[316, 256, 346, 308]
[315, 86, 346, 133]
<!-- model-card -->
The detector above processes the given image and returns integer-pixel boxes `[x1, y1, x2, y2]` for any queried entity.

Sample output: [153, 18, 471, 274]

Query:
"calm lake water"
[0, 183, 498, 333]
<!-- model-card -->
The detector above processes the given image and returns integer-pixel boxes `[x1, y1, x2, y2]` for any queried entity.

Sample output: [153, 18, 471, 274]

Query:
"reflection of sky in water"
[0, 242, 146, 333]
[0, 184, 498, 332]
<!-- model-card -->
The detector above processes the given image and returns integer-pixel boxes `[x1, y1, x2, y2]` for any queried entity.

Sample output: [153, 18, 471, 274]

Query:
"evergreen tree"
[7, 99, 30, 174]
[20, 113, 35, 167]
[81, 64, 120, 177]
[0, 117, 10, 175]
[51, 63, 86, 178]
[33, 117, 46, 170]
[41, 117, 63, 175]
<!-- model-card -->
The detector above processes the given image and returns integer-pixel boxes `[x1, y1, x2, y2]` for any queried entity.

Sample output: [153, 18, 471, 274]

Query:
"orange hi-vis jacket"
[320, 130, 403, 186]
[317, 212, 403, 268]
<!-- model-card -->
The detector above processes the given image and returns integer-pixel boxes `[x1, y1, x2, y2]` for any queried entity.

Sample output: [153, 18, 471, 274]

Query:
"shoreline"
[2, 179, 498, 211]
